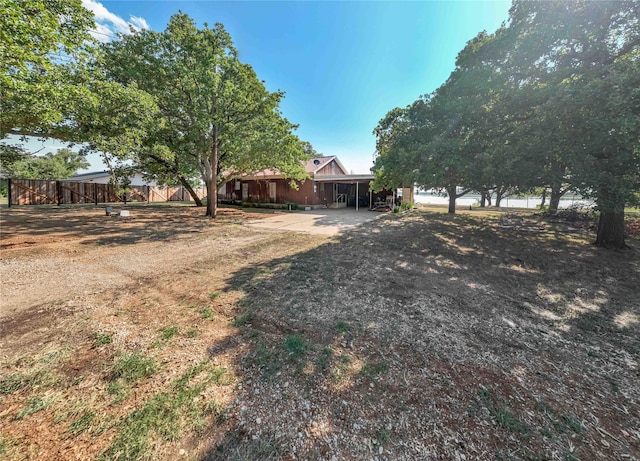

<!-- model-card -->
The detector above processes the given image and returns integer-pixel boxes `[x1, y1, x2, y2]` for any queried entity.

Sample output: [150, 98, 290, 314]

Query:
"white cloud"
[129, 16, 150, 31]
[92, 22, 114, 43]
[82, 0, 150, 42]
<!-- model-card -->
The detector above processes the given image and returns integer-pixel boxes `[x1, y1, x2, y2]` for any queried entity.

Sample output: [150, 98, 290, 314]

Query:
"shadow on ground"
[201, 210, 640, 460]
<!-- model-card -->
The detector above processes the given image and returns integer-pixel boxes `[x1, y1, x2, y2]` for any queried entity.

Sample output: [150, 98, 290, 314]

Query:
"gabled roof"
[238, 156, 349, 180]
[304, 156, 347, 174]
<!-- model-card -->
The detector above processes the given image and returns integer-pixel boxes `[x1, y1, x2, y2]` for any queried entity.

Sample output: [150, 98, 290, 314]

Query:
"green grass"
[107, 353, 157, 404]
[14, 395, 51, 420]
[250, 342, 282, 378]
[536, 399, 584, 438]
[107, 381, 129, 404]
[110, 352, 157, 383]
[101, 361, 229, 460]
[283, 334, 307, 357]
[375, 428, 391, 445]
[231, 311, 254, 327]
[316, 347, 333, 371]
[208, 291, 220, 300]
[478, 386, 528, 435]
[186, 328, 198, 338]
[0, 370, 52, 395]
[553, 413, 584, 435]
[335, 321, 351, 334]
[91, 332, 114, 347]
[0, 433, 14, 458]
[199, 307, 215, 320]
[332, 354, 352, 383]
[68, 411, 96, 435]
[158, 326, 178, 341]
[495, 408, 527, 434]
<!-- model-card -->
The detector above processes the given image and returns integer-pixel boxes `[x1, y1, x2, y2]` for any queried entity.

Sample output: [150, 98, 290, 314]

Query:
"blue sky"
[14, 0, 511, 174]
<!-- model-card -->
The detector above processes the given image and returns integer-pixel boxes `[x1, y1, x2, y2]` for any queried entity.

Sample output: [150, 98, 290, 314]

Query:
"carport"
[312, 174, 377, 210]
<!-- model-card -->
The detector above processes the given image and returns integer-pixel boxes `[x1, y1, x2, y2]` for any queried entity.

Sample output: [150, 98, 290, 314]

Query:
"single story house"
[218, 156, 396, 210]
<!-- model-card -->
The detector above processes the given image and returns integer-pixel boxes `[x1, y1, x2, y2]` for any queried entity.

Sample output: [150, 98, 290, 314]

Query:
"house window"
[219, 183, 226, 195]
[268, 182, 277, 201]
[235, 181, 241, 191]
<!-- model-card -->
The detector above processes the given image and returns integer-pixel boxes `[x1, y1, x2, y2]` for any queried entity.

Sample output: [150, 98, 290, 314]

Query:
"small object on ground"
[120, 210, 130, 217]
[105, 206, 113, 216]
[371, 203, 392, 212]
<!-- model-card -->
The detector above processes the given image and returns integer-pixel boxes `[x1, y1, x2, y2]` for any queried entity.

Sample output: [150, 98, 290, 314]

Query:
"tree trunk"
[540, 188, 547, 208]
[549, 182, 563, 213]
[206, 129, 219, 218]
[480, 190, 487, 208]
[495, 190, 504, 207]
[595, 211, 626, 249]
[447, 186, 456, 214]
[177, 176, 203, 207]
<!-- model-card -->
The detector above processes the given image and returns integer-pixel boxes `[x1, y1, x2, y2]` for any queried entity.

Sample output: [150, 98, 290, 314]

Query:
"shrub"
[400, 200, 415, 211]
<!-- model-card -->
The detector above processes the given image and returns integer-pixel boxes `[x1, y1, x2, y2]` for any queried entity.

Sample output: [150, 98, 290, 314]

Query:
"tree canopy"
[373, 0, 640, 248]
[0, 147, 89, 179]
[0, 0, 95, 138]
[93, 12, 309, 217]
[2, 5, 309, 216]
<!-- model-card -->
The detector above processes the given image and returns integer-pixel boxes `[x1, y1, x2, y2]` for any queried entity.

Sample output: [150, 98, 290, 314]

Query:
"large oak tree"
[374, 0, 639, 247]
[98, 13, 308, 217]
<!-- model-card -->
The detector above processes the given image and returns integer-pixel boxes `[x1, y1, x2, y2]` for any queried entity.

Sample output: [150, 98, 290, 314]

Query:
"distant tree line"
[0, 147, 88, 179]
[372, 0, 639, 249]
[1, 0, 310, 218]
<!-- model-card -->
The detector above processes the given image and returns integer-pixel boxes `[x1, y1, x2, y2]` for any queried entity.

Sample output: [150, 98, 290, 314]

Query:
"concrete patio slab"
[244, 208, 384, 235]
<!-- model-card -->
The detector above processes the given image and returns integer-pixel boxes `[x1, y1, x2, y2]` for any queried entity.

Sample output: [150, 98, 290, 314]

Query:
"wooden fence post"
[94, 184, 98, 205]
[7, 178, 11, 208]
[56, 180, 61, 206]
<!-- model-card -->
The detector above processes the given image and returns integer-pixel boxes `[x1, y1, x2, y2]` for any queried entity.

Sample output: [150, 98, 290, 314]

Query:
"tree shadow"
[199, 210, 639, 459]
[0, 203, 252, 247]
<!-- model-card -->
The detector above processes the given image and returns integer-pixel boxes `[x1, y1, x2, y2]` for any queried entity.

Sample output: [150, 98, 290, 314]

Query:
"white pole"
[356, 182, 359, 211]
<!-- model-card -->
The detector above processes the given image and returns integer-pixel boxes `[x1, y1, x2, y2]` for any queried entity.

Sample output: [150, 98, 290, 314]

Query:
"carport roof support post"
[356, 181, 359, 211]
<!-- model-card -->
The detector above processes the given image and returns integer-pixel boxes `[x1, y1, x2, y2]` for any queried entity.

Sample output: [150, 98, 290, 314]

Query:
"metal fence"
[6, 178, 206, 207]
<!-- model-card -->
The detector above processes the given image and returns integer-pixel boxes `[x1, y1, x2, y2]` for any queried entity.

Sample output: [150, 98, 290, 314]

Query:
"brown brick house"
[218, 156, 390, 209]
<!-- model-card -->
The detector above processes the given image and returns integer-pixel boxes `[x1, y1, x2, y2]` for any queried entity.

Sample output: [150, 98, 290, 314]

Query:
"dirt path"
[1, 228, 267, 319]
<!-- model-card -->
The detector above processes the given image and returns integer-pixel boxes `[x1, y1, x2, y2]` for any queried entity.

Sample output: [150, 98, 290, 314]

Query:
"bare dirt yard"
[1, 203, 639, 460]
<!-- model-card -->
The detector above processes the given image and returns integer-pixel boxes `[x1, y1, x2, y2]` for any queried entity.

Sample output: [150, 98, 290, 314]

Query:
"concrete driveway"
[244, 208, 384, 235]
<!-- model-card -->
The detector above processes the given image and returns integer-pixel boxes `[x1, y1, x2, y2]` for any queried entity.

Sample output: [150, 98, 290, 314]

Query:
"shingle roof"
[239, 156, 347, 179]
[303, 156, 336, 174]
